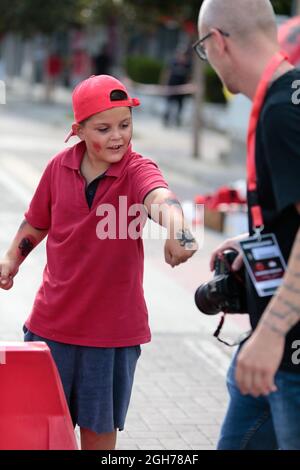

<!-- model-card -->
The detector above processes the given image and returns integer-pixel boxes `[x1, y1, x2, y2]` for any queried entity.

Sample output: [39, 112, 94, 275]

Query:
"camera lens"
[194, 284, 221, 315]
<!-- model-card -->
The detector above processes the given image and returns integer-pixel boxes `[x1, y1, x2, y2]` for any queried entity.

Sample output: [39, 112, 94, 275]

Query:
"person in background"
[93, 44, 112, 76]
[45, 52, 63, 102]
[70, 48, 92, 88]
[163, 49, 191, 127]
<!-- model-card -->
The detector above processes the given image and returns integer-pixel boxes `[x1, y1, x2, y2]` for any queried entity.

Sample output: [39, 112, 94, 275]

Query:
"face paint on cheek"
[92, 142, 102, 152]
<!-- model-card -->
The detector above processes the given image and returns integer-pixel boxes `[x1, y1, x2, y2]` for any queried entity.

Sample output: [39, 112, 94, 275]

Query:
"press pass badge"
[239, 234, 286, 297]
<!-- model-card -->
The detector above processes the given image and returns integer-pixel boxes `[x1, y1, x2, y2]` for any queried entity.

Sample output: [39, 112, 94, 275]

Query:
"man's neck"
[238, 48, 294, 100]
[270, 61, 294, 85]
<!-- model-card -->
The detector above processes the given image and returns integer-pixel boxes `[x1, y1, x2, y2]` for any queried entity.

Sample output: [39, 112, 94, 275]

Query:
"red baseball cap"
[65, 75, 140, 142]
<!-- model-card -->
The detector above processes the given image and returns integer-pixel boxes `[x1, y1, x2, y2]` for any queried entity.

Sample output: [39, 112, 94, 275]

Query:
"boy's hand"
[164, 230, 198, 268]
[0, 257, 19, 290]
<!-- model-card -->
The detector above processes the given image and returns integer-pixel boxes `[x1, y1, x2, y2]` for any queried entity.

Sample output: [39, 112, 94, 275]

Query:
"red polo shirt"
[24, 141, 168, 347]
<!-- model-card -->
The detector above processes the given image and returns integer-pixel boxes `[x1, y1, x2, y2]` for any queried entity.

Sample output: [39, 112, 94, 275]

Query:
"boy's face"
[75, 107, 133, 165]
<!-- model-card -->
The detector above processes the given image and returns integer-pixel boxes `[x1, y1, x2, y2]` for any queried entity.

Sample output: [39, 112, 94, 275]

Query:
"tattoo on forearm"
[269, 309, 286, 320]
[18, 238, 35, 257]
[269, 310, 296, 330]
[262, 319, 286, 338]
[288, 270, 300, 278]
[279, 298, 300, 318]
[268, 293, 300, 334]
[164, 197, 183, 211]
[18, 219, 46, 233]
[282, 282, 300, 295]
[18, 220, 28, 232]
[176, 229, 196, 249]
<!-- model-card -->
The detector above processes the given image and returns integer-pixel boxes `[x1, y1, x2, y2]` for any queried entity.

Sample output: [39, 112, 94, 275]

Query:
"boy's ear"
[72, 122, 83, 140]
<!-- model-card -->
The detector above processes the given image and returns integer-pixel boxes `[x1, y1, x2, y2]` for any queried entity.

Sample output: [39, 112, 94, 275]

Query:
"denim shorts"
[23, 326, 141, 435]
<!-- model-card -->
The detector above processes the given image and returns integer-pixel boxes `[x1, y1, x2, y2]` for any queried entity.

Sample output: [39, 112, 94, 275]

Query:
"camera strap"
[238, 52, 291, 299]
[213, 313, 252, 347]
[247, 51, 289, 237]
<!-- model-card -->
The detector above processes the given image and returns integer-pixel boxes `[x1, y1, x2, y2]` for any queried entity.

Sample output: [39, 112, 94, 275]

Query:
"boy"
[0, 75, 197, 450]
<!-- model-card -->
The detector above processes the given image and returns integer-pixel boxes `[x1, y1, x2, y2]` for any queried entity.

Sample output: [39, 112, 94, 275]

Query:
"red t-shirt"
[24, 141, 168, 347]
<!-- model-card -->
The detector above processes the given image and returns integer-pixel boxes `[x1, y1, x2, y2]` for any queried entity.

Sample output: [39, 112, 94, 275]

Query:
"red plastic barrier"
[195, 186, 247, 210]
[0, 342, 78, 450]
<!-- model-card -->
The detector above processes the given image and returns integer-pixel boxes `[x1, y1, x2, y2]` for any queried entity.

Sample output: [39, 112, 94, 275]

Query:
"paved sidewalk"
[118, 334, 228, 450]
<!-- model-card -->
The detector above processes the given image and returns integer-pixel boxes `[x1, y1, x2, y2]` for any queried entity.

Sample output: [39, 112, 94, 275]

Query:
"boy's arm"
[0, 219, 48, 290]
[144, 188, 198, 267]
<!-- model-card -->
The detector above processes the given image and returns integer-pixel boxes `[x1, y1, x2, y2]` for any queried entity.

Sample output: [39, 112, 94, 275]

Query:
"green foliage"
[0, 0, 294, 36]
[0, 0, 83, 35]
[124, 55, 164, 84]
[204, 66, 226, 104]
[271, 0, 293, 15]
[0, 0, 202, 36]
[123, 0, 201, 23]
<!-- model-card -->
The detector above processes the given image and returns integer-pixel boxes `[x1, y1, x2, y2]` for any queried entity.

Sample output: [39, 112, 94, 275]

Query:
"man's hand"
[0, 257, 19, 290]
[235, 324, 284, 397]
[209, 233, 248, 272]
[164, 234, 198, 268]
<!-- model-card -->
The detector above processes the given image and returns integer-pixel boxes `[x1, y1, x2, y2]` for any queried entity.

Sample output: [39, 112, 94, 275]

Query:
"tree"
[0, 1, 294, 37]
[0, 0, 86, 35]
[271, 0, 293, 15]
[0, 0, 203, 36]
[295, 0, 300, 14]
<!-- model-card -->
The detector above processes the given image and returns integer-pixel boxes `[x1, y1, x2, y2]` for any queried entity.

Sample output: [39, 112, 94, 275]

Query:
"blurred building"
[0, 12, 196, 89]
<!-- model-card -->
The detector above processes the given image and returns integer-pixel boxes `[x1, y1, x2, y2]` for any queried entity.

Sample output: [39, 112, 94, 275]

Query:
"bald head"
[199, 0, 277, 42]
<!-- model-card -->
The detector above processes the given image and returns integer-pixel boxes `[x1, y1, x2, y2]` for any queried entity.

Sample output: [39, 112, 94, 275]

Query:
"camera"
[195, 250, 247, 315]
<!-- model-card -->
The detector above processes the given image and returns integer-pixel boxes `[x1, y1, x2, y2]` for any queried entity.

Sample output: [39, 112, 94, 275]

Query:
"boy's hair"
[65, 75, 140, 142]
[110, 90, 128, 101]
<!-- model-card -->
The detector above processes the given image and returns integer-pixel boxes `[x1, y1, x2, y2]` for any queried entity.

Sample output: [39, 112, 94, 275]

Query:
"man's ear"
[72, 122, 83, 140]
[211, 28, 227, 57]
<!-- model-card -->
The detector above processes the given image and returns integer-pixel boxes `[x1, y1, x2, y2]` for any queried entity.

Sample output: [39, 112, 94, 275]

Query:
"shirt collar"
[61, 141, 133, 178]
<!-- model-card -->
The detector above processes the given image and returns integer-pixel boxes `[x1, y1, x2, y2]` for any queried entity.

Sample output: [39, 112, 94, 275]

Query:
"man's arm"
[144, 188, 198, 267]
[0, 219, 48, 290]
[235, 203, 300, 397]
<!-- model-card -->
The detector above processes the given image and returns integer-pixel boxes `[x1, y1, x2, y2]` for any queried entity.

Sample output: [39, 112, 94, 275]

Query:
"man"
[196, 0, 300, 450]
[163, 49, 191, 127]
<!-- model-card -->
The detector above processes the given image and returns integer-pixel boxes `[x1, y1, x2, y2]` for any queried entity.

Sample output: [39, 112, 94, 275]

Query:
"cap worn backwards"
[65, 75, 140, 143]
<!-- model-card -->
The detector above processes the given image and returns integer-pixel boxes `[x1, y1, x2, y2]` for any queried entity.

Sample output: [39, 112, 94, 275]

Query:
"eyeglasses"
[193, 29, 230, 61]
